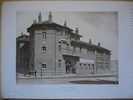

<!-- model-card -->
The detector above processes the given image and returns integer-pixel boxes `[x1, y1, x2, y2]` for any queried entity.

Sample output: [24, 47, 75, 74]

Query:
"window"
[42, 46, 46, 53]
[58, 45, 61, 51]
[42, 64, 46, 68]
[58, 59, 61, 62]
[58, 59, 62, 67]
[58, 41, 61, 44]
[92, 64, 95, 71]
[42, 32, 46, 39]
[66, 43, 69, 46]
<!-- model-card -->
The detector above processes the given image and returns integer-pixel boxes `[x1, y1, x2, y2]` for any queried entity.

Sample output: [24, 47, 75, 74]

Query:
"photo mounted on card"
[16, 11, 118, 84]
[1, 1, 133, 99]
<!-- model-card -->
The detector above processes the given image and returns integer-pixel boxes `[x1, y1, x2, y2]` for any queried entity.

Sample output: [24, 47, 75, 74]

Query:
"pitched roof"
[27, 21, 82, 37]
[71, 40, 111, 54]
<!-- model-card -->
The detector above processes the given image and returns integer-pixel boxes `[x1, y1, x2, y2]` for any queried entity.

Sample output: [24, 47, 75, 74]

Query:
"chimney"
[21, 32, 23, 36]
[38, 12, 42, 23]
[33, 19, 37, 24]
[89, 39, 92, 44]
[98, 42, 101, 47]
[64, 20, 67, 26]
[48, 11, 52, 23]
[75, 28, 79, 34]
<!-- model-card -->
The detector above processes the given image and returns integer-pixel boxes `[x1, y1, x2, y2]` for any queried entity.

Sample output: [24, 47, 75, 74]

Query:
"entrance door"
[65, 60, 76, 74]
[63, 55, 79, 74]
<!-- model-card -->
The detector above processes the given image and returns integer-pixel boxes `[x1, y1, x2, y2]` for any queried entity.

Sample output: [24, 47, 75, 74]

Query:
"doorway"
[63, 55, 79, 74]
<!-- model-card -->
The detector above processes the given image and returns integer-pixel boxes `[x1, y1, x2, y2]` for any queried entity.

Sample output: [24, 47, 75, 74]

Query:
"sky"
[16, 11, 118, 60]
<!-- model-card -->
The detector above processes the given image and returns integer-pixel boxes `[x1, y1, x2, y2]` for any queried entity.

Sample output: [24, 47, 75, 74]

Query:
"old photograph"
[16, 11, 118, 84]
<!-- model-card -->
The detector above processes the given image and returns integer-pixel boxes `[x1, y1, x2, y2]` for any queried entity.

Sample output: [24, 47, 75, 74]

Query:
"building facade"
[16, 12, 111, 76]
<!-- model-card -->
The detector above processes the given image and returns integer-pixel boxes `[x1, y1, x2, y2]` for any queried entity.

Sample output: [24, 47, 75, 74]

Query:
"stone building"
[16, 12, 111, 76]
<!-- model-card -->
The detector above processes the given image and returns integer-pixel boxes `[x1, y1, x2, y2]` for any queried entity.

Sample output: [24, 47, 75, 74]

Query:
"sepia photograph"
[16, 11, 118, 84]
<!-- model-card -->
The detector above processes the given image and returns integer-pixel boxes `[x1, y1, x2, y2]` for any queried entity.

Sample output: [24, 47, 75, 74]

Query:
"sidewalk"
[17, 73, 117, 78]
[17, 73, 118, 82]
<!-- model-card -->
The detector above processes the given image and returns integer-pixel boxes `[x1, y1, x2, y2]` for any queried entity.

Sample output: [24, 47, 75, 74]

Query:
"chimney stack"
[89, 39, 92, 44]
[64, 20, 67, 26]
[33, 19, 37, 24]
[98, 42, 101, 47]
[75, 28, 79, 34]
[38, 12, 42, 23]
[48, 11, 52, 23]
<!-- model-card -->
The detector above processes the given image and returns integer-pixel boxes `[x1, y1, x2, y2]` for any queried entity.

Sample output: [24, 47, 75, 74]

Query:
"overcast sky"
[16, 12, 118, 60]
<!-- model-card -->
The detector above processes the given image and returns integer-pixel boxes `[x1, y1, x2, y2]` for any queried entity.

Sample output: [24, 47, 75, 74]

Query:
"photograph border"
[16, 11, 119, 84]
[0, 0, 133, 99]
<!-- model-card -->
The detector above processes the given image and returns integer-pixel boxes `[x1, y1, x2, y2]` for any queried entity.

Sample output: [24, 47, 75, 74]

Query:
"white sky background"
[16, 12, 118, 60]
